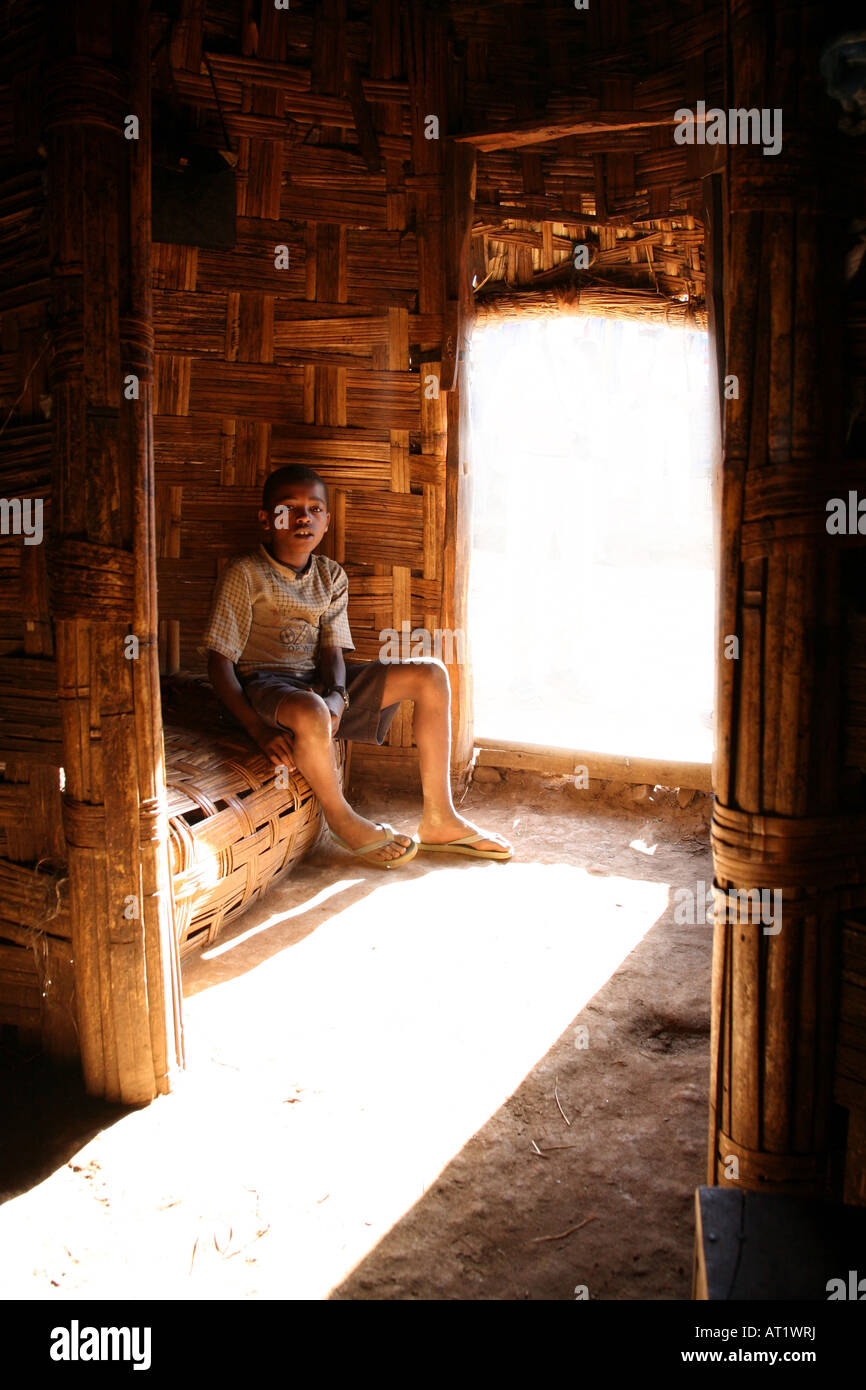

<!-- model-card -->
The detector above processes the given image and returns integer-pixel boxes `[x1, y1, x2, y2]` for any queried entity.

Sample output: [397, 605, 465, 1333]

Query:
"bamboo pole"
[709, 0, 847, 1196]
[45, 0, 183, 1103]
[713, 209, 762, 808]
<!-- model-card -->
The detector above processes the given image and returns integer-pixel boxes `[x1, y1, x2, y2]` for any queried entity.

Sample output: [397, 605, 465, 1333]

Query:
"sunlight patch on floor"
[0, 863, 669, 1300]
[200, 877, 365, 958]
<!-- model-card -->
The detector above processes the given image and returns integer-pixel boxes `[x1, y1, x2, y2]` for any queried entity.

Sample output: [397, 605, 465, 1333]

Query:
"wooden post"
[441, 142, 476, 774]
[709, 0, 846, 1194]
[44, 0, 184, 1102]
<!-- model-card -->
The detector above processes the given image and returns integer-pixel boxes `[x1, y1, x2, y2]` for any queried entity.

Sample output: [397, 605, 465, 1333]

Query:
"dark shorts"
[241, 660, 400, 746]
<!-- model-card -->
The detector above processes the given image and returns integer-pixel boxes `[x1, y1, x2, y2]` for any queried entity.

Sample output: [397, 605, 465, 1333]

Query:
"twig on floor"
[530, 1139, 549, 1159]
[554, 1076, 572, 1127]
[529, 1215, 597, 1244]
[538, 1143, 582, 1153]
[213, 1224, 233, 1254]
[224, 1225, 271, 1259]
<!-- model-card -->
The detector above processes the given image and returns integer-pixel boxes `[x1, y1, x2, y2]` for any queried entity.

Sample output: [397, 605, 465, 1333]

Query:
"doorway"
[466, 312, 714, 764]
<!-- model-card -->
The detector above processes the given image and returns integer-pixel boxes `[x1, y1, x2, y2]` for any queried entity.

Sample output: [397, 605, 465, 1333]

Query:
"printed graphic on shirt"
[279, 619, 318, 659]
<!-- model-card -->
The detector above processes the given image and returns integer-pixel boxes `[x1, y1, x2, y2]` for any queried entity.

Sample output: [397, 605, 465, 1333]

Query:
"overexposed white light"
[467, 313, 714, 762]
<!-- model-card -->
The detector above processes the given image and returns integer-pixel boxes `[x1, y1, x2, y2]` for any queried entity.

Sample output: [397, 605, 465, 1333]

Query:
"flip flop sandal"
[416, 832, 513, 861]
[330, 821, 419, 870]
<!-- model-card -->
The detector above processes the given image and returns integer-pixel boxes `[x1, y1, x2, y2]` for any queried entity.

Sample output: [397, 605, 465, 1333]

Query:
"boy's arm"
[317, 646, 348, 733]
[317, 563, 354, 732]
[207, 650, 296, 770]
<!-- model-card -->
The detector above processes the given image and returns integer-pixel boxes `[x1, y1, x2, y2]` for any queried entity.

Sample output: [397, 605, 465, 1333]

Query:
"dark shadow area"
[0, 1033, 131, 1202]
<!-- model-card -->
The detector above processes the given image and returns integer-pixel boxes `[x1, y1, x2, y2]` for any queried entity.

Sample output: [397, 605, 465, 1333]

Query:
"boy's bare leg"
[274, 692, 412, 864]
[380, 660, 511, 854]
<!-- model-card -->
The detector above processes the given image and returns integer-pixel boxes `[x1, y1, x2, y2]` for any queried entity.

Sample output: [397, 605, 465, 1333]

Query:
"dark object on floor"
[693, 1186, 866, 1299]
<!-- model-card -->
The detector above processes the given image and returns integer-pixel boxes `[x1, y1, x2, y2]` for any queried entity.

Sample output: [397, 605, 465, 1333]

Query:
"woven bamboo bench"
[162, 675, 349, 959]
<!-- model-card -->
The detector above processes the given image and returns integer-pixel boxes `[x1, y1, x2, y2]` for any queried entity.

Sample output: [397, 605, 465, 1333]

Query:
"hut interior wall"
[149, 0, 458, 790]
[0, 2, 72, 1056]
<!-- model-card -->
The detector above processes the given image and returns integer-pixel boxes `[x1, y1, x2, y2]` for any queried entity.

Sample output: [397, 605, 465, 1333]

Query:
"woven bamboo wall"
[0, 4, 74, 1054]
[150, 0, 456, 789]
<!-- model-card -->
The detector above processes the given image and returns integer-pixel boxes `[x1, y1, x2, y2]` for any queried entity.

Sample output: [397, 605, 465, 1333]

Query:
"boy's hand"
[252, 721, 296, 772]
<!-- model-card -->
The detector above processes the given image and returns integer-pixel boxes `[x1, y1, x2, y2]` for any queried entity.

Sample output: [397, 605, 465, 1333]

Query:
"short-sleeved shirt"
[201, 545, 354, 680]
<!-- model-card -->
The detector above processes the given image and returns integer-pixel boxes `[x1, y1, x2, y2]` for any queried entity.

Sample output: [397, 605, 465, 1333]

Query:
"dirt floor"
[0, 772, 713, 1301]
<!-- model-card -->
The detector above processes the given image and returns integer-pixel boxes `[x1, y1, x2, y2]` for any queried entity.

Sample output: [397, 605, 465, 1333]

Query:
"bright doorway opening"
[467, 313, 714, 763]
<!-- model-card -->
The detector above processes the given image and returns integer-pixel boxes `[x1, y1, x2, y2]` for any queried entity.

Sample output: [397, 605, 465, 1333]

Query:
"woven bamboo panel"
[472, 201, 708, 317]
[448, 0, 721, 320]
[0, 855, 69, 939]
[164, 716, 349, 958]
[151, 0, 452, 774]
[0, 931, 76, 1055]
[0, 939, 40, 1029]
[0, 655, 62, 765]
[0, 0, 65, 948]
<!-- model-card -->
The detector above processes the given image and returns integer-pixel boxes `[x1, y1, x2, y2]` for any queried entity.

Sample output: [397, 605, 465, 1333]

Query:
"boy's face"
[259, 481, 330, 561]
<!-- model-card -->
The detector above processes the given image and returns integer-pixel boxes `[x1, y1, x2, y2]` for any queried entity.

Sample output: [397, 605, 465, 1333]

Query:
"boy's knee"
[275, 691, 331, 737]
[408, 657, 449, 694]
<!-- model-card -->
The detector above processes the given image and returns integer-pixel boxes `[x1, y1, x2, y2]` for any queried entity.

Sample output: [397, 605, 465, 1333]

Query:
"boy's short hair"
[262, 465, 329, 511]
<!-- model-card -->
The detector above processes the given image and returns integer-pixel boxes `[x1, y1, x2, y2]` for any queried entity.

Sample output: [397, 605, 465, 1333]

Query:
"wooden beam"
[473, 284, 707, 329]
[473, 200, 631, 230]
[475, 741, 712, 792]
[453, 109, 699, 153]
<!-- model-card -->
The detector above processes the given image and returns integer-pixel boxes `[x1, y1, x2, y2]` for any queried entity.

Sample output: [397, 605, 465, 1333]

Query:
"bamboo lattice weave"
[0, 857, 69, 938]
[163, 716, 348, 958]
[0, 940, 41, 1029]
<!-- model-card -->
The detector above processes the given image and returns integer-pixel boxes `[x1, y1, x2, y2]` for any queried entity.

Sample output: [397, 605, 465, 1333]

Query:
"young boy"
[202, 465, 512, 868]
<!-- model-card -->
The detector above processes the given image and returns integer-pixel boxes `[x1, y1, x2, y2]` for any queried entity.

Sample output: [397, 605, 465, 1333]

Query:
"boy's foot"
[328, 809, 416, 865]
[416, 814, 513, 859]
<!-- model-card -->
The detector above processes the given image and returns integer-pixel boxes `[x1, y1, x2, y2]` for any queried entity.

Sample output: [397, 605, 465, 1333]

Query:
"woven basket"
[162, 677, 348, 958]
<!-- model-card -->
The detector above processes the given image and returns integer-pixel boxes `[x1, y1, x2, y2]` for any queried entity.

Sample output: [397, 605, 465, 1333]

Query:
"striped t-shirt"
[201, 545, 354, 679]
